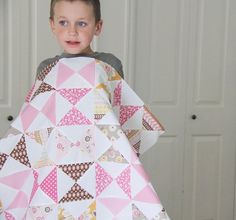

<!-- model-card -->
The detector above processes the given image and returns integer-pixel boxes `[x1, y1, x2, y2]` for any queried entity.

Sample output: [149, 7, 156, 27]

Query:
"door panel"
[135, 1, 187, 219]
[0, 0, 31, 137]
[134, 0, 236, 220]
[184, 0, 236, 219]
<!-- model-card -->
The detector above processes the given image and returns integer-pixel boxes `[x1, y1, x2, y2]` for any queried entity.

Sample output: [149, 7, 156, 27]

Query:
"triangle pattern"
[7, 191, 28, 209]
[112, 81, 122, 107]
[59, 88, 91, 105]
[99, 198, 130, 216]
[79, 61, 95, 86]
[98, 147, 128, 164]
[116, 166, 131, 198]
[59, 183, 93, 203]
[37, 59, 58, 81]
[59, 162, 93, 182]
[58, 107, 92, 126]
[0, 57, 168, 219]
[40, 167, 58, 203]
[0, 170, 31, 190]
[142, 106, 164, 132]
[96, 125, 123, 142]
[121, 80, 144, 106]
[124, 130, 141, 155]
[29, 170, 39, 203]
[10, 135, 31, 167]
[20, 104, 39, 131]
[25, 127, 53, 146]
[119, 106, 142, 126]
[33, 148, 55, 169]
[96, 163, 113, 196]
[134, 185, 160, 204]
[0, 153, 8, 171]
[56, 61, 76, 87]
[25, 83, 36, 103]
[32, 82, 56, 100]
[132, 203, 148, 220]
[41, 92, 56, 124]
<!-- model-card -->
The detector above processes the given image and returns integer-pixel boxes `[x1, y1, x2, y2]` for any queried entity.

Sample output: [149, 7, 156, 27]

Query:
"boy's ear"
[49, 18, 56, 33]
[95, 20, 103, 36]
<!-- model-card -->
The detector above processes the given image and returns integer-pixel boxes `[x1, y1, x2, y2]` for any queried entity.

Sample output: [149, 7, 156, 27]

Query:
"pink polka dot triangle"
[0, 57, 170, 220]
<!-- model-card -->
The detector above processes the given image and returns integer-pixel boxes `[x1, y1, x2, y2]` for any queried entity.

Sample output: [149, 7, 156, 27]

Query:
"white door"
[0, 0, 59, 137]
[183, 0, 236, 219]
[134, 0, 236, 220]
[0, 0, 32, 137]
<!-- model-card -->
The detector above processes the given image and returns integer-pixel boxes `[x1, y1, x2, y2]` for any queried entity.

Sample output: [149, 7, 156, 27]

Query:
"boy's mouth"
[66, 41, 80, 46]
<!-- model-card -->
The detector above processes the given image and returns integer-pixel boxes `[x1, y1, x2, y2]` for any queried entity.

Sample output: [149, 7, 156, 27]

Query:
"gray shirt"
[37, 52, 124, 78]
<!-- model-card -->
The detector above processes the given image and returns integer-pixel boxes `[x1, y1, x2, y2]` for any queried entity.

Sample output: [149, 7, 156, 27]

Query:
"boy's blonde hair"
[50, 0, 101, 22]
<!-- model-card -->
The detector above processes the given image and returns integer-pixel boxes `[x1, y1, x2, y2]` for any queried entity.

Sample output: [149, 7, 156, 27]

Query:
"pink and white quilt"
[0, 57, 170, 219]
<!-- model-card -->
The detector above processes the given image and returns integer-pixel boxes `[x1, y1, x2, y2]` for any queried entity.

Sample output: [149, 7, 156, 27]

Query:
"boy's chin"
[63, 50, 81, 55]
[63, 49, 93, 55]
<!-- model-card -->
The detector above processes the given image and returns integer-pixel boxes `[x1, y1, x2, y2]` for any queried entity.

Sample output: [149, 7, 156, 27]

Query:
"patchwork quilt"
[0, 57, 170, 219]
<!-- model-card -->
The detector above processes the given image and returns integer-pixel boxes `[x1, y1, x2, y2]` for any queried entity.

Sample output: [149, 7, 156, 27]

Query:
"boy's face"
[50, 0, 102, 54]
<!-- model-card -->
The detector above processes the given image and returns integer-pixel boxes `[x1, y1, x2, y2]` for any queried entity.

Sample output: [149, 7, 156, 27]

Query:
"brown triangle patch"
[32, 82, 56, 100]
[59, 183, 93, 203]
[0, 153, 8, 171]
[10, 135, 31, 167]
[59, 162, 93, 181]
[37, 59, 59, 81]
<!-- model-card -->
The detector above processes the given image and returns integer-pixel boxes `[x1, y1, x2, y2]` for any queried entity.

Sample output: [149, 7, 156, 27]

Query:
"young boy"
[37, 0, 124, 79]
[0, 0, 170, 219]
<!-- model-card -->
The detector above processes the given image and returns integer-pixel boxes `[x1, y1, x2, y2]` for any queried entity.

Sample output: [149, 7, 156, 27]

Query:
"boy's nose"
[68, 25, 78, 36]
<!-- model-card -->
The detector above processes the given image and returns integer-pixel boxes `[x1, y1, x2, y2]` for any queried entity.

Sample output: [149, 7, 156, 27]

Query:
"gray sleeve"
[95, 53, 124, 78]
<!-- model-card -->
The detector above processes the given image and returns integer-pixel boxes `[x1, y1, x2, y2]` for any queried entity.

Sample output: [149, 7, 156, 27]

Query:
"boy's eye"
[76, 21, 87, 27]
[59, 20, 69, 27]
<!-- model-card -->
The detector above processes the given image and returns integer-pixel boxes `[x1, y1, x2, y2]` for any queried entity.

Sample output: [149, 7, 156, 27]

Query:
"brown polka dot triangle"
[0, 57, 170, 219]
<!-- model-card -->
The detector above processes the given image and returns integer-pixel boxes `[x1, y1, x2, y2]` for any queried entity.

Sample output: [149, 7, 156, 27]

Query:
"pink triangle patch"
[40, 167, 57, 202]
[56, 62, 75, 87]
[133, 185, 160, 203]
[96, 163, 113, 196]
[99, 198, 130, 215]
[41, 92, 56, 124]
[119, 106, 142, 126]
[59, 88, 91, 105]
[116, 166, 131, 198]
[7, 191, 29, 209]
[20, 104, 39, 130]
[58, 107, 92, 126]
[29, 170, 39, 203]
[0, 170, 31, 190]
[79, 61, 95, 85]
